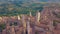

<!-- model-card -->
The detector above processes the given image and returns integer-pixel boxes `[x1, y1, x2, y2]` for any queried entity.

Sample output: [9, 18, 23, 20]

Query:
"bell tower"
[36, 10, 41, 22]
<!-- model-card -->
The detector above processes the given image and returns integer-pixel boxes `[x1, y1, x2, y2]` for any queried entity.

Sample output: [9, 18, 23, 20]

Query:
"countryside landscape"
[0, 0, 60, 34]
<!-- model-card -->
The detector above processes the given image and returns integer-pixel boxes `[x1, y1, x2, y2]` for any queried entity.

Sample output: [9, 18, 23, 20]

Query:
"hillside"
[0, 0, 60, 16]
[0, 1, 44, 16]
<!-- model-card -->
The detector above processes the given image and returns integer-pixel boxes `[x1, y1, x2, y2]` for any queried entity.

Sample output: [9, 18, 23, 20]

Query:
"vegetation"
[0, 23, 6, 32]
[53, 21, 57, 26]
[0, 3, 43, 16]
[53, 20, 60, 26]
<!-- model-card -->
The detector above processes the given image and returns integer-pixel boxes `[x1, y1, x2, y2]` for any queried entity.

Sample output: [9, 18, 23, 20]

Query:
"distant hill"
[0, 0, 60, 3]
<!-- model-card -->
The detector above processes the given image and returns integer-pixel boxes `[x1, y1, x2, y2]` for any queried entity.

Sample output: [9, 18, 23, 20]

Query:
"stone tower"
[29, 11, 32, 17]
[18, 15, 21, 20]
[36, 10, 41, 22]
[22, 15, 26, 34]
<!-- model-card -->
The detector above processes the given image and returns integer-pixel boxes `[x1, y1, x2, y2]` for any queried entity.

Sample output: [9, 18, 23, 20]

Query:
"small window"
[14, 22, 18, 26]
